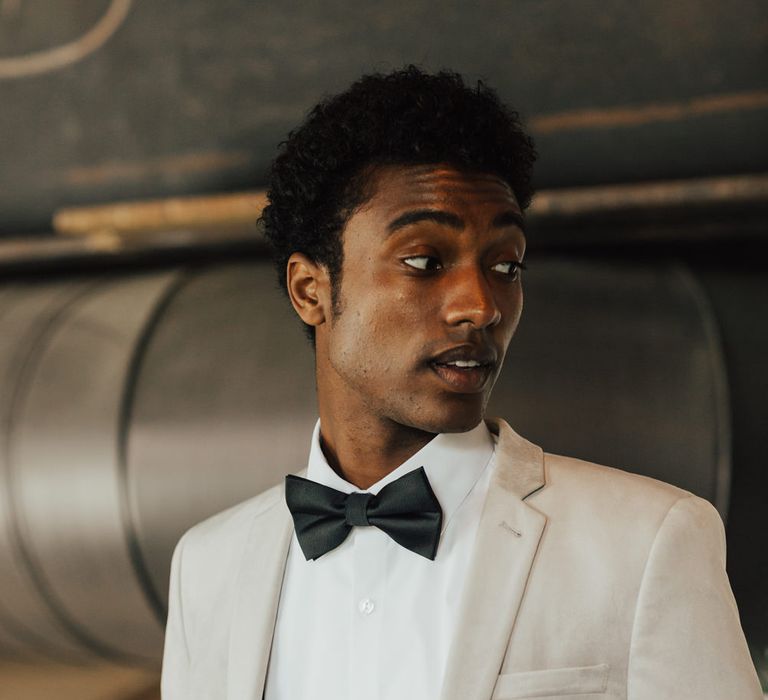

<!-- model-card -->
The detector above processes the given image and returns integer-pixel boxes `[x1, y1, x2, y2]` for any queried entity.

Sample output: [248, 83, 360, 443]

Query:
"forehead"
[358, 163, 521, 218]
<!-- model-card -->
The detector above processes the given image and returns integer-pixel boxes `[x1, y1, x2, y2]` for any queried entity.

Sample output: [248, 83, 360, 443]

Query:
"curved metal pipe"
[0, 260, 733, 664]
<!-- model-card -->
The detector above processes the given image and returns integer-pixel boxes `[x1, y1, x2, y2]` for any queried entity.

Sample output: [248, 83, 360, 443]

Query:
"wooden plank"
[54, 192, 268, 237]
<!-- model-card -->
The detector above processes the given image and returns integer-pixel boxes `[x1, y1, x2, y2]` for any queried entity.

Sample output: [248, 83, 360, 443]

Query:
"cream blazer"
[161, 418, 762, 700]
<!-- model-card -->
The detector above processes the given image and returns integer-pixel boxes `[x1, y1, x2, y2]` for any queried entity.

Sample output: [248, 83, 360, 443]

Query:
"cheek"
[508, 284, 523, 317]
[331, 296, 393, 378]
[349, 289, 424, 375]
[501, 287, 524, 342]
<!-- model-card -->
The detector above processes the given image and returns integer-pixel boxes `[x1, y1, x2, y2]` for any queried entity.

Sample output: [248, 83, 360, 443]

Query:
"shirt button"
[358, 598, 375, 615]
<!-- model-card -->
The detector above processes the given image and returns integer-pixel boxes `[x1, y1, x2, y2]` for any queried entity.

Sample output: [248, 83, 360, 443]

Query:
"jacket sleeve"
[627, 494, 762, 699]
[161, 532, 191, 700]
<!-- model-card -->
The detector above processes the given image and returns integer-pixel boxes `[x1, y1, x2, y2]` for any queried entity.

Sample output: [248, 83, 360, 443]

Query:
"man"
[161, 67, 762, 699]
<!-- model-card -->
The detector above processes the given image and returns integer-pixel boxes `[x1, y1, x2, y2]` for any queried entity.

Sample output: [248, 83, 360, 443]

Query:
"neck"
[317, 408, 436, 490]
[313, 331, 439, 489]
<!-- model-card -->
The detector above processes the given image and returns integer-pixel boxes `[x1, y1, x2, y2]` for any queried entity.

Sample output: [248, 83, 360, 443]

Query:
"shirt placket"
[349, 524, 386, 700]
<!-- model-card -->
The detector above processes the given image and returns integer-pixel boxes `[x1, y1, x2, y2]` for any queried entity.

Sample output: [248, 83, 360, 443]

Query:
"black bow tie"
[284, 467, 443, 561]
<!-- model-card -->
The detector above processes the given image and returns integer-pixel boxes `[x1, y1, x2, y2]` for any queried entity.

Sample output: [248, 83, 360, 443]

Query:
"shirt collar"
[305, 418, 495, 525]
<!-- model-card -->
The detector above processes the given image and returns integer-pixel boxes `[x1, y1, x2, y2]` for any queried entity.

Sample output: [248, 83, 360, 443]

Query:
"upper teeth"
[447, 360, 481, 367]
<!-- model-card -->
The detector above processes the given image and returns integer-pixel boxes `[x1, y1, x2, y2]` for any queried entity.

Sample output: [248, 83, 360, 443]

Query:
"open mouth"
[429, 359, 494, 393]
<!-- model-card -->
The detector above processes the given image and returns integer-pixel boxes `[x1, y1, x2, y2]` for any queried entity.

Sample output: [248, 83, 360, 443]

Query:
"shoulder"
[175, 481, 286, 565]
[543, 451, 690, 504]
[168, 481, 290, 616]
[486, 416, 720, 536]
[529, 450, 721, 544]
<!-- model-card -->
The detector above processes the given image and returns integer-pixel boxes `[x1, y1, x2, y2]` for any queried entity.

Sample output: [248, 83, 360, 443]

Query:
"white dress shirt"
[263, 419, 497, 700]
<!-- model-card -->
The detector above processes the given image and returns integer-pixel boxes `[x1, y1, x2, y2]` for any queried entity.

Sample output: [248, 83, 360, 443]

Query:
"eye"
[491, 261, 525, 280]
[403, 256, 442, 271]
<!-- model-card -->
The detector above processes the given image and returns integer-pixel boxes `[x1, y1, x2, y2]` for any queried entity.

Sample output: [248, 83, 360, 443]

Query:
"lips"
[428, 344, 497, 393]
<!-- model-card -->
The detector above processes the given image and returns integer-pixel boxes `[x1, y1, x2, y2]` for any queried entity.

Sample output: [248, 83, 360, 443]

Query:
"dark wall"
[1, 0, 767, 234]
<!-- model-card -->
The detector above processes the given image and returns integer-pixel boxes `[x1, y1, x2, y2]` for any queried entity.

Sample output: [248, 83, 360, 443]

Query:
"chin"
[408, 399, 487, 435]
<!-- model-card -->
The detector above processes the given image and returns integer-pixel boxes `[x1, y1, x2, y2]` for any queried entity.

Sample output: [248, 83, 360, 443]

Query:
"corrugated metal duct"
[0, 260, 730, 665]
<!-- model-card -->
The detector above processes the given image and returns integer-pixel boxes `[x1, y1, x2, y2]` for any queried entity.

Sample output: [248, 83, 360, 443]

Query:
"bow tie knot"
[345, 491, 374, 527]
[285, 467, 443, 561]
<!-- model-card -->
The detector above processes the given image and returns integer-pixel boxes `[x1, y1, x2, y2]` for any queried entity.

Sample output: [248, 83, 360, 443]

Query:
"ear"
[286, 252, 331, 327]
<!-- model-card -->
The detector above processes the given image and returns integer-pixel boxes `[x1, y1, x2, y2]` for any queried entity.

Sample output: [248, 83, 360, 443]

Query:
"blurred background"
[0, 1, 766, 697]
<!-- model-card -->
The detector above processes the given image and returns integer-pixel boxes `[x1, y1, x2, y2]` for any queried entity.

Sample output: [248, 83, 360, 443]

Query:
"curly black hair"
[261, 65, 537, 342]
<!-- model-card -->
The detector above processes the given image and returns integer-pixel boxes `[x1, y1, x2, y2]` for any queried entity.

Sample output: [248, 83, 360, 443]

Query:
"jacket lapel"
[440, 418, 547, 700]
[226, 487, 293, 700]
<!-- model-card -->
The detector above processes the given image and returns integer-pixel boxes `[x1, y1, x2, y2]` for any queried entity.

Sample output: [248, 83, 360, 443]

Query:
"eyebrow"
[386, 208, 526, 235]
[492, 210, 526, 231]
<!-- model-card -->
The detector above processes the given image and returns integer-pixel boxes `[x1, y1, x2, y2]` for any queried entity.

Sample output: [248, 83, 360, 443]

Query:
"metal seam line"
[116, 268, 199, 626]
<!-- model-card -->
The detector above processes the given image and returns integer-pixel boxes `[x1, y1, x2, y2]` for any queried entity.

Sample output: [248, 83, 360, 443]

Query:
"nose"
[442, 264, 502, 329]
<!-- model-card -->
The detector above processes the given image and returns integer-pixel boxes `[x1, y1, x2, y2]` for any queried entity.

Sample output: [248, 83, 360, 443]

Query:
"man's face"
[316, 163, 526, 434]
